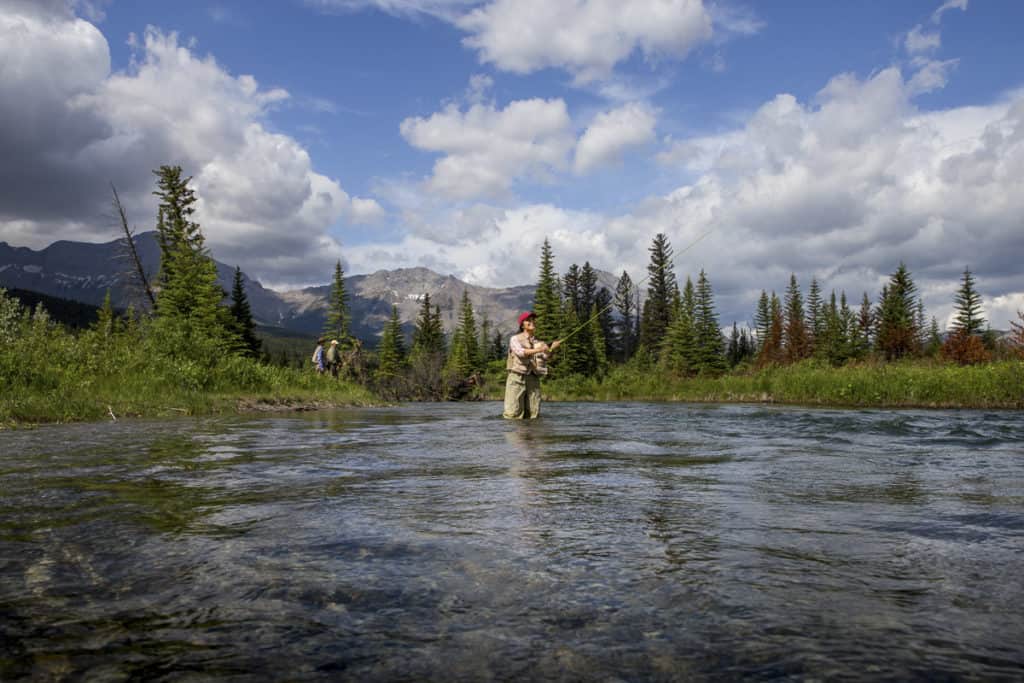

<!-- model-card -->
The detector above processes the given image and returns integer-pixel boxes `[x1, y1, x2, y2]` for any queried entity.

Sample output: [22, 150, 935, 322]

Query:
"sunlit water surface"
[1, 403, 1022, 680]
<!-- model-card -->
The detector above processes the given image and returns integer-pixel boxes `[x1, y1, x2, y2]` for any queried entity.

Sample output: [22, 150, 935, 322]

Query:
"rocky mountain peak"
[0, 233, 540, 342]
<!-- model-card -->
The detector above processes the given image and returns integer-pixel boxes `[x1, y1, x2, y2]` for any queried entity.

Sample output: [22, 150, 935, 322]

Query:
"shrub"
[941, 330, 991, 365]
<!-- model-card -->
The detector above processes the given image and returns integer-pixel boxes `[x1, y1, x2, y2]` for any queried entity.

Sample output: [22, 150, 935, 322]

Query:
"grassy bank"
[1, 361, 378, 428]
[0, 293, 377, 429]
[534, 359, 1024, 409]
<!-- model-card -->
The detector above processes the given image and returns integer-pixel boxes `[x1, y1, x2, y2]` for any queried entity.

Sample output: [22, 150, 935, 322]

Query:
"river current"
[1, 402, 1022, 680]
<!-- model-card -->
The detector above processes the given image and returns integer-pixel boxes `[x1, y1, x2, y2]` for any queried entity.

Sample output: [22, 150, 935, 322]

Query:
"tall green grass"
[540, 358, 1024, 408]
[0, 293, 376, 427]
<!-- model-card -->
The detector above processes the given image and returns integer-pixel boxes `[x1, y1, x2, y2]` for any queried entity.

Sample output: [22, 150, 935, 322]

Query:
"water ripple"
[1, 403, 1023, 680]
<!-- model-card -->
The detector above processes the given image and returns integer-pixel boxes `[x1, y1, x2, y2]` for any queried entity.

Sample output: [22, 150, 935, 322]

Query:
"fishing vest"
[506, 332, 548, 376]
[507, 332, 535, 375]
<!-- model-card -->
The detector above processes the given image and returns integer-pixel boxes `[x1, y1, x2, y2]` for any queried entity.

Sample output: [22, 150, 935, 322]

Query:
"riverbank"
[0, 288, 381, 429]
[6, 358, 1023, 429]
[533, 359, 1024, 409]
[1, 380, 379, 429]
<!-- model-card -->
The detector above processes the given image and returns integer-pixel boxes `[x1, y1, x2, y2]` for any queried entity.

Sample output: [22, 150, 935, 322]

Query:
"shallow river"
[1, 402, 1023, 680]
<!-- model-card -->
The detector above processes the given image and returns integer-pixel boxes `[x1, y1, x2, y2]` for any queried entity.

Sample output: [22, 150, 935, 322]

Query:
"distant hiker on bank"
[503, 311, 561, 419]
[325, 339, 340, 377]
[312, 337, 326, 374]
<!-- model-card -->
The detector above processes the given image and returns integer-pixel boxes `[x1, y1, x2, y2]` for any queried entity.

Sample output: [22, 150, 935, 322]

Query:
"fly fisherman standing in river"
[503, 311, 561, 419]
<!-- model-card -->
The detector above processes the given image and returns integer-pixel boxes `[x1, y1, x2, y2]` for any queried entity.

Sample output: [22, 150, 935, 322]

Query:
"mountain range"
[0, 232, 557, 341]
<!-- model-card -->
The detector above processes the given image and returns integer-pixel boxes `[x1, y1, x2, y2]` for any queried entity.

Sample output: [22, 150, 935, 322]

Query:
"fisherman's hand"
[550, 340, 562, 351]
[534, 343, 549, 353]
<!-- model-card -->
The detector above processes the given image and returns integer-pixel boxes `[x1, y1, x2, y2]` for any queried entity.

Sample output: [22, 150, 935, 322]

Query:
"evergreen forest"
[2, 169, 1023, 426]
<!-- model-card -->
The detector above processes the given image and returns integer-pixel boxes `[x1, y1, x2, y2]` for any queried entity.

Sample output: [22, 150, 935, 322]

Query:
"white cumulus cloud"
[0, 4, 383, 285]
[574, 102, 657, 174]
[643, 67, 1024, 327]
[399, 97, 574, 199]
[456, 0, 713, 84]
[360, 65, 1024, 333]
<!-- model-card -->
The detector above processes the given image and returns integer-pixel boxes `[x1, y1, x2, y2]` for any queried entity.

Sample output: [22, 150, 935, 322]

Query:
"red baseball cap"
[517, 311, 535, 325]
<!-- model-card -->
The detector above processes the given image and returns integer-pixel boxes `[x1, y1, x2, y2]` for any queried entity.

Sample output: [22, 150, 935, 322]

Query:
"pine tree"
[915, 298, 928, 350]
[853, 292, 873, 358]
[588, 302, 608, 375]
[876, 262, 920, 360]
[563, 263, 593, 371]
[390, 306, 406, 360]
[559, 305, 589, 375]
[739, 327, 754, 364]
[727, 322, 741, 368]
[446, 290, 481, 377]
[820, 290, 849, 366]
[406, 295, 446, 399]
[639, 233, 676, 356]
[595, 286, 614, 359]
[840, 291, 856, 361]
[324, 260, 350, 342]
[614, 271, 636, 361]
[579, 262, 598, 318]
[926, 316, 943, 356]
[634, 284, 642, 350]
[952, 267, 986, 336]
[670, 285, 682, 325]
[433, 305, 445, 352]
[411, 293, 445, 358]
[563, 264, 582, 317]
[152, 165, 229, 344]
[479, 315, 493, 362]
[533, 239, 563, 344]
[682, 278, 699, 368]
[229, 266, 260, 357]
[783, 274, 810, 362]
[693, 269, 725, 373]
[807, 277, 823, 354]
[663, 277, 698, 373]
[376, 305, 406, 381]
[754, 290, 771, 353]
[154, 165, 203, 290]
[757, 292, 785, 367]
[874, 284, 887, 341]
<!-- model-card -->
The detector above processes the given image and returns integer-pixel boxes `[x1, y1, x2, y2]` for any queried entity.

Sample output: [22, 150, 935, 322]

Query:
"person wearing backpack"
[312, 337, 326, 374]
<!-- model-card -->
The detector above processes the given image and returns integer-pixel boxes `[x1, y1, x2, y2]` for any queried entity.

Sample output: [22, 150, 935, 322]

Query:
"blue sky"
[96, 1, 1021, 209]
[1, 0, 1023, 327]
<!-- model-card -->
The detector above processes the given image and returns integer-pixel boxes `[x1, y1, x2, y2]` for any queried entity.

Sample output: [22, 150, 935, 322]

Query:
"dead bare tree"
[111, 182, 156, 310]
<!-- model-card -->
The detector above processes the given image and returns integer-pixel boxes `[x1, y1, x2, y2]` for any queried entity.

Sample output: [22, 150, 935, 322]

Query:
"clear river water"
[1, 402, 1022, 681]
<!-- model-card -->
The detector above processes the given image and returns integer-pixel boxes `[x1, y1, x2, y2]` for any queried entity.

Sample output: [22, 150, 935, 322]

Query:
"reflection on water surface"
[1, 403, 1023, 680]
